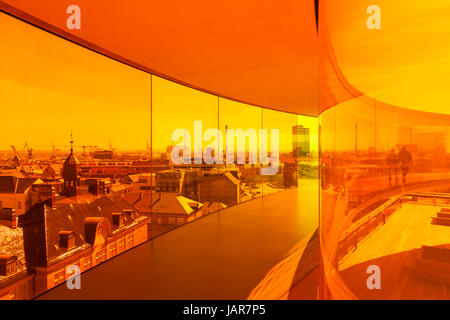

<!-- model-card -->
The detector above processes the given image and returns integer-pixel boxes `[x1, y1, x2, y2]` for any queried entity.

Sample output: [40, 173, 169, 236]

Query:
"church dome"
[62, 136, 79, 197]
[64, 134, 79, 166]
[64, 152, 79, 166]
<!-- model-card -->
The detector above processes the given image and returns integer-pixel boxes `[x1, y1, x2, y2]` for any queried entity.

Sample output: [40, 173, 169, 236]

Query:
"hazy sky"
[1, 11, 318, 156]
[1, 12, 150, 152]
[152, 77, 318, 154]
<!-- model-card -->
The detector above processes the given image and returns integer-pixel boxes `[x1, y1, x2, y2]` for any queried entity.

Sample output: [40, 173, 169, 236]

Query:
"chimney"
[0, 254, 18, 276]
[58, 231, 75, 250]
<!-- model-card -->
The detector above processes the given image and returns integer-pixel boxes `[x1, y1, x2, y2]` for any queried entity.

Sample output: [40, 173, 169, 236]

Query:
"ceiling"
[0, 0, 319, 116]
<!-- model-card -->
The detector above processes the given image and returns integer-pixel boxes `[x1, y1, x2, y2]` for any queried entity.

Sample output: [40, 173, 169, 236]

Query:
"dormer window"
[59, 231, 75, 250]
[112, 212, 124, 228]
[0, 254, 18, 276]
[188, 202, 199, 210]
[122, 209, 134, 219]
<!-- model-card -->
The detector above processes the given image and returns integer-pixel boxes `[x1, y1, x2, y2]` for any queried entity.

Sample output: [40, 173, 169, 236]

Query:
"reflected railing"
[321, 167, 450, 299]
[336, 195, 402, 264]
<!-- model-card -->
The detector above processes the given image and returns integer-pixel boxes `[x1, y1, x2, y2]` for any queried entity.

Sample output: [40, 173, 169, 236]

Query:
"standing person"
[398, 146, 412, 184]
[386, 149, 398, 186]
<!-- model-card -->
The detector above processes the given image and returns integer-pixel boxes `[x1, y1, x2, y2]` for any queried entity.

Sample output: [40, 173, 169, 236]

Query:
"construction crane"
[10, 145, 21, 163]
[23, 142, 34, 160]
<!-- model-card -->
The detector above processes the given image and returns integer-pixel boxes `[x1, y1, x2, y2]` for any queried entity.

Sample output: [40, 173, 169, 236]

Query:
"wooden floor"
[339, 202, 450, 299]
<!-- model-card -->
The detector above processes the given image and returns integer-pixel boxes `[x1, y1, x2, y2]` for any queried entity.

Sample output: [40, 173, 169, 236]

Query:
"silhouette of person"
[397, 146, 412, 184]
[386, 149, 398, 186]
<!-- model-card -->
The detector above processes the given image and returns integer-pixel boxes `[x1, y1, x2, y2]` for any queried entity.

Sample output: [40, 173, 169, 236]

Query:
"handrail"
[342, 195, 401, 238]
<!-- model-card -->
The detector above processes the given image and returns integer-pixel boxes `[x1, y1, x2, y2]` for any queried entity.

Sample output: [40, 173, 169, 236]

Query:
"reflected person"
[386, 149, 398, 186]
[398, 146, 412, 184]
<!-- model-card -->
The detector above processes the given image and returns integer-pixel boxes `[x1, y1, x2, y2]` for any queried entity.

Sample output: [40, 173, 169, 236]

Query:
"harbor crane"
[10, 145, 21, 163]
[23, 142, 34, 159]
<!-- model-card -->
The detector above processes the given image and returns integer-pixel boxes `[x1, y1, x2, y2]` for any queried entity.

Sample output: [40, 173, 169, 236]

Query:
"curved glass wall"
[320, 96, 450, 299]
[0, 11, 318, 299]
[319, 0, 450, 300]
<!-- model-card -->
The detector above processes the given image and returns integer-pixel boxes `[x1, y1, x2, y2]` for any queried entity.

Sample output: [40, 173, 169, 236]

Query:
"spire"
[63, 130, 79, 197]
[64, 130, 79, 165]
[70, 130, 74, 155]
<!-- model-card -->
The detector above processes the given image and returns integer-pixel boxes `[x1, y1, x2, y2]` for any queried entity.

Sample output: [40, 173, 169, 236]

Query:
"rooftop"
[0, 176, 40, 193]
[20, 195, 145, 266]
[38, 180, 318, 299]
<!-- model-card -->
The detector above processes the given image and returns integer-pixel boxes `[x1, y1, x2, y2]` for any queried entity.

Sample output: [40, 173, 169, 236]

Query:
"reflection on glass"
[320, 96, 450, 299]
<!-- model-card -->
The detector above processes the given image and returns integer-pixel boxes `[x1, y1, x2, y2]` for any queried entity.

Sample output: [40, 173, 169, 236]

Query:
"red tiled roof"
[20, 195, 144, 267]
[0, 176, 39, 193]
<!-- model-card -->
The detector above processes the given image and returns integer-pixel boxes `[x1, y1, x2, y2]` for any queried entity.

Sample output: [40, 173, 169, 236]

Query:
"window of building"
[126, 234, 134, 249]
[112, 213, 124, 228]
[83, 256, 92, 270]
[167, 218, 176, 225]
[118, 237, 125, 253]
[17, 201, 21, 209]
[109, 242, 117, 257]
[54, 269, 65, 285]
[95, 249, 106, 264]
